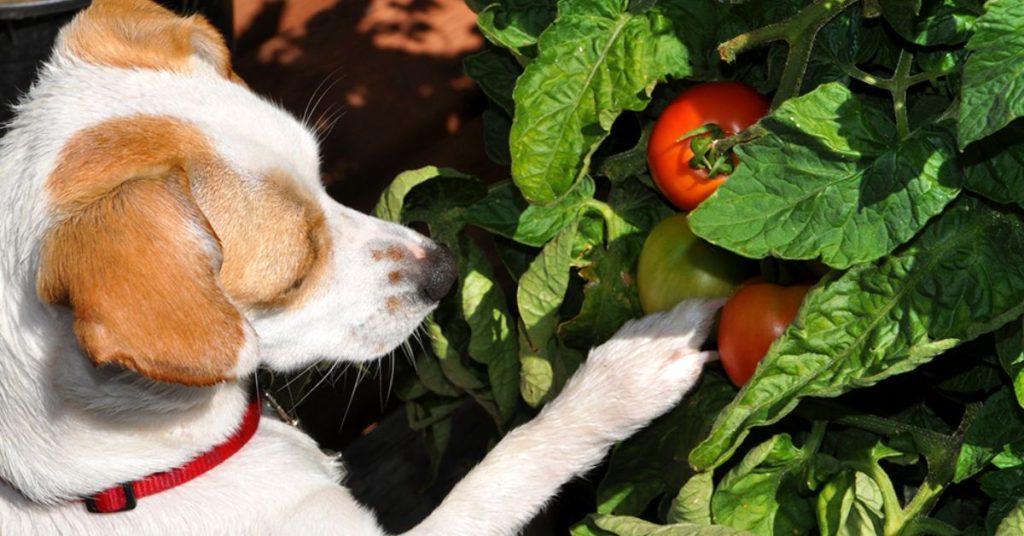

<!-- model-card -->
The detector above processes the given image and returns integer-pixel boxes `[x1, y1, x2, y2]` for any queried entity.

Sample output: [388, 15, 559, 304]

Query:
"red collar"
[84, 392, 262, 514]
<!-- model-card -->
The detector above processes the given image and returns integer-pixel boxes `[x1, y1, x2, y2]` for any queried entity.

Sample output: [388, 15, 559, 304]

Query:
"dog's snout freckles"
[368, 241, 458, 305]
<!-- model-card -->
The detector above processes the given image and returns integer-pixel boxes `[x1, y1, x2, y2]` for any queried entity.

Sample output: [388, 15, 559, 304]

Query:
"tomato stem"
[891, 50, 914, 140]
[717, 0, 859, 110]
[585, 199, 624, 243]
[894, 479, 948, 536]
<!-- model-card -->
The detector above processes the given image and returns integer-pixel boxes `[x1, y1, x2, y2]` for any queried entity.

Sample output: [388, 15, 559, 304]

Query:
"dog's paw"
[553, 298, 724, 441]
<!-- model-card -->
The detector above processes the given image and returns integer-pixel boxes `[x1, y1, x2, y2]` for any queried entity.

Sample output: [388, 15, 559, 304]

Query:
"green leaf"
[981, 467, 1024, 534]
[710, 434, 817, 535]
[667, 472, 714, 525]
[882, 0, 981, 46]
[476, 0, 556, 56]
[413, 351, 460, 398]
[460, 241, 521, 421]
[690, 198, 1024, 470]
[509, 0, 688, 204]
[373, 166, 476, 222]
[958, 0, 1024, 147]
[996, 501, 1024, 536]
[596, 373, 735, 516]
[560, 181, 673, 349]
[423, 314, 487, 391]
[878, 0, 923, 33]
[997, 319, 1024, 408]
[517, 220, 577, 406]
[956, 389, 1024, 482]
[981, 466, 1024, 499]
[465, 177, 595, 247]
[464, 48, 521, 116]
[594, 119, 652, 183]
[689, 83, 962, 269]
[592, 516, 754, 536]
[483, 107, 513, 166]
[816, 471, 886, 536]
[936, 360, 1004, 394]
[962, 122, 1024, 207]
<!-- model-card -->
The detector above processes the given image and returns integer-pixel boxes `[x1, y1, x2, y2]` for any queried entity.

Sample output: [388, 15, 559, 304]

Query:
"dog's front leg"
[402, 299, 723, 536]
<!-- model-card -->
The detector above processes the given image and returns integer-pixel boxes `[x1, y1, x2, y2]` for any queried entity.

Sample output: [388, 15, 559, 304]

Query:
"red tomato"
[717, 279, 811, 386]
[647, 82, 769, 211]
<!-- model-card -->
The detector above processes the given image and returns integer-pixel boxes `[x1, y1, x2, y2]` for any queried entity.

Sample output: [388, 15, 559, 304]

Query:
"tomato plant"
[646, 82, 768, 211]
[362, 0, 1024, 533]
[636, 213, 753, 313]
[717, 279, 811, 386]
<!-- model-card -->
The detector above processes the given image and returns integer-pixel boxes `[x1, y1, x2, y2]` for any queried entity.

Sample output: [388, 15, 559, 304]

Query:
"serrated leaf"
[465, 176, 595, 247]
[958, 0, 1024, 147]
[483, 107, 513, 166]
[816, 471, 886, 536]
[373, 166, 476, 222]
[460, 241, 520, 421]
[997, 320, 1024, 408]
[710, 434, 817, 534]
[464, 48, 522, 116]
[667, 472, 714, 525]
[962, 122, 1024, 207]
[509, 0, 688, 204]
[996, 501, 1024, 536]
[413, 351, 460, 398]
[593, 516, 754, 536]
[559, 181, 672, 349]
[690, 83, 962, 269]
[517, 220, 577, 406]
[476, 0, 556, 56]
[981, 466, 1024, 499]
[882, 0, 981, 46]
[690, 198, 1024, 470]
[424, 315, 486, 392]
[956, 389, 1024, 482]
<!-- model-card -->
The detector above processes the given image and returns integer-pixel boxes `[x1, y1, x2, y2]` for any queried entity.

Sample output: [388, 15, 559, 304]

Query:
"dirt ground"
[231, 0, 504, 212]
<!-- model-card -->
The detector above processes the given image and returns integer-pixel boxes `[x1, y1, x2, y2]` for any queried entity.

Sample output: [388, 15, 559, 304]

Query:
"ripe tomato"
[717, 279, 811, 386]
[647, 81, 769, 211]
[636, 214, 755, 314]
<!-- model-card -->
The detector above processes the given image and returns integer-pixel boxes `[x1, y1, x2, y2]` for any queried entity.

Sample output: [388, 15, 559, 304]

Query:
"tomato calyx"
[676, 123, 735, 179]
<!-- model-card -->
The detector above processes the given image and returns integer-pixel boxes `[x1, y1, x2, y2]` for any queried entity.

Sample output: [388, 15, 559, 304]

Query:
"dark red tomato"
[647, 82, 769, 211]
[717, 279, 811, 386]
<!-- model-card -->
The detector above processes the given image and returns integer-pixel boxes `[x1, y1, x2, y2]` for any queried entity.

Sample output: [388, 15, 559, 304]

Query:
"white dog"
[0, 1, 721, 534]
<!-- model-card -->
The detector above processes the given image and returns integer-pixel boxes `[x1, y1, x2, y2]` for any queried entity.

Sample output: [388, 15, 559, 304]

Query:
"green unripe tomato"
[637, 213, 754, 314]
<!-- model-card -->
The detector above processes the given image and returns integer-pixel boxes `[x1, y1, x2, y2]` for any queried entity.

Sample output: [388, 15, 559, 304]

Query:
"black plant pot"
[0, 0, 234, 131]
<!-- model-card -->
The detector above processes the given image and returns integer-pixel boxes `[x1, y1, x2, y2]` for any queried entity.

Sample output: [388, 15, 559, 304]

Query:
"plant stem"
[717, 0, 860, 109]
[896, 479, 947, 535]
[900, 516, 961, 536]
[585, 199, 624, 243]
[891, 49, 914, 140]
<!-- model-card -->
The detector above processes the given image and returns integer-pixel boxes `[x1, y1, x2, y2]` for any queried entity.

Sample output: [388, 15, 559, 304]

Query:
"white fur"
[0, 7, 722, 535]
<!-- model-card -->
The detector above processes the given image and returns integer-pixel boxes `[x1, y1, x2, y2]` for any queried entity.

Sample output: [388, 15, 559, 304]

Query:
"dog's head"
[24, 0, 456, 387]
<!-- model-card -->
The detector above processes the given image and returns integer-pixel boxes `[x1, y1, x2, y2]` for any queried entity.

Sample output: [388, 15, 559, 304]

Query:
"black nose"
[420, 245, 458, 301]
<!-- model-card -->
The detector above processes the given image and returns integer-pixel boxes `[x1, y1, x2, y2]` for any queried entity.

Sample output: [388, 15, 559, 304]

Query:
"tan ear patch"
[40, 115, 328, 383]
[61, 0, 233, 78]
[39, 172, 248, 385]
[193, 169, 331, 309]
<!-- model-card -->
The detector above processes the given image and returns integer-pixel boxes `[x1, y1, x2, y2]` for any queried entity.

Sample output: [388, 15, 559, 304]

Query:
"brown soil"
[232, 0, 504, 213]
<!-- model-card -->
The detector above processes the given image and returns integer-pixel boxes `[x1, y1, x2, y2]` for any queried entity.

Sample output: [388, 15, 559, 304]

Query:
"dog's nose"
[420, 245, 458, 301]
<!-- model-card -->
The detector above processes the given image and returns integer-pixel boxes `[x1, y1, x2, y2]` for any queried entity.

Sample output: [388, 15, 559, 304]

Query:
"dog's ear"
[37, 122, 256, 386]
[60, 0, 235, 79]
